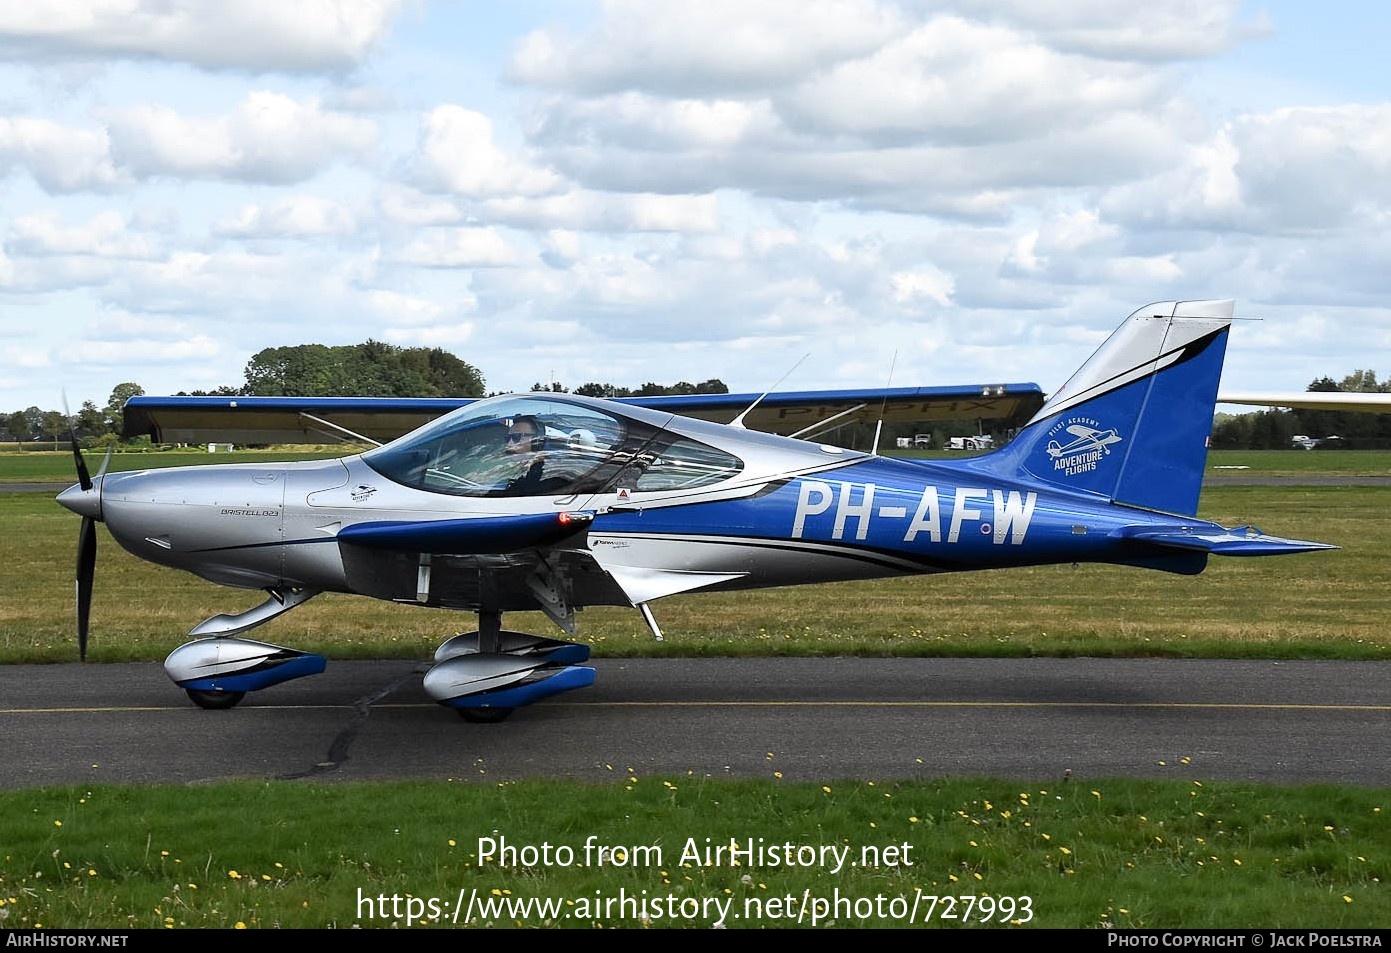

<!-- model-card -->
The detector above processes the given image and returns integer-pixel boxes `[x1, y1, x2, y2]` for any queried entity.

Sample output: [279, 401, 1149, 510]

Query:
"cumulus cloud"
[1, 1, 1386, 412]
[959, 0, 1260, 61]
[214, 196, 358, 238]
[779, 16, 1169, 145]
[392, 227, 523, 268]
[6, 210, 158, 258]
[105, 91, 379, 183]
[1102, 103, 1391, 234]
[413, 105, 562, 197]
[0, 117, 121, 192]
[512, 9, 1197, 216]
[0, 0, 408, 72]
[508, 0, 901, 96]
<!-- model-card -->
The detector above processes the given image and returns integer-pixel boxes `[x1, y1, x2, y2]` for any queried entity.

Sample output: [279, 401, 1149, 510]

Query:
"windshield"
[362, 395, 743, 498]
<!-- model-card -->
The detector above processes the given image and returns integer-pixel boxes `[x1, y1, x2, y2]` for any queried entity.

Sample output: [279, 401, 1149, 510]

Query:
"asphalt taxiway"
[3, 657, 1388, 789]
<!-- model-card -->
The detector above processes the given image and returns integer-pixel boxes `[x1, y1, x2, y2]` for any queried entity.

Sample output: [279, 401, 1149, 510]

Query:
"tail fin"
[979, 300, 1233, 516]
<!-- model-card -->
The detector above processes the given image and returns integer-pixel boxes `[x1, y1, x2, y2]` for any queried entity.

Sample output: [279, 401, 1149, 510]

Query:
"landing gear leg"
[477, 609, 502, 653]
[453, 609, 514, 722]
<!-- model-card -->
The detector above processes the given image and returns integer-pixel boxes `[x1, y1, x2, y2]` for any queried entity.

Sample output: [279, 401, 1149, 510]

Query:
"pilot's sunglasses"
[506, 432, 534, 443]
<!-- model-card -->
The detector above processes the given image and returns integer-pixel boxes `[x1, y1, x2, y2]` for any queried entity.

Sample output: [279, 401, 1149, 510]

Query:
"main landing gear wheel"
[456, 707, 514, 723]
[185, 688, 247, 710]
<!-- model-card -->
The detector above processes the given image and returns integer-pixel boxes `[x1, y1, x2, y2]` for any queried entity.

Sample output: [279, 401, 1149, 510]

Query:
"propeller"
[60, 418, 111, 662]
[76, 506, 95, 661]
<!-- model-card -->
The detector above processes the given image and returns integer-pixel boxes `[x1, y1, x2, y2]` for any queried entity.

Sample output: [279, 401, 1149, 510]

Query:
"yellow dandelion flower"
[235, 922, 246, 930]
[822, 786, 832, 794]
[909, 816, 919, 823]
[1059, 847, 1072, 856]
[448, 840, 456, 847]
[973, 872, 982, 881]
[1091, 790, 1101, 799]
[1233, 859, 1242, 866]
[228, 870, 240, 879]
[53, 821, 61, 828]
[1344, 896, 1353, 904]
[773, 771, 783, 778]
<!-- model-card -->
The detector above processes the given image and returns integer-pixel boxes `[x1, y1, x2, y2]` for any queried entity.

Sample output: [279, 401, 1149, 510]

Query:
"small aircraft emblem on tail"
[1046, 423, 1122, 459]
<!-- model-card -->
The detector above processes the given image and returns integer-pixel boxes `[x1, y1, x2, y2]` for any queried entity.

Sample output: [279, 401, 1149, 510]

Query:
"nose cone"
[57, 481, 102, 521]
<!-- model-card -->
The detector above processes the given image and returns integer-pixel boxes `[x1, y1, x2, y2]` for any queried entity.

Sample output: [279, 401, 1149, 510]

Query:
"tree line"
[4, 343, 1388, 450]
[1211, 371, 1391, 450]
[1, 340, 730, 446]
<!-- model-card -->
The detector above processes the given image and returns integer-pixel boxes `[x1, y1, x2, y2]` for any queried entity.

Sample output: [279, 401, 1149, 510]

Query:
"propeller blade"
[76, 516, 96, 661]
[70, 427, 92, 492]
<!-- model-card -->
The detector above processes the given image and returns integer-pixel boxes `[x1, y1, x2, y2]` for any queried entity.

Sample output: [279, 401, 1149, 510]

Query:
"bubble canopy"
[362, 393, 744, 498]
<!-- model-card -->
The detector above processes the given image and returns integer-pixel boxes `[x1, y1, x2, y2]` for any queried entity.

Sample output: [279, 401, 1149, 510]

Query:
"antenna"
[730, 353, 810, 429]
[869, 351, 898, 456]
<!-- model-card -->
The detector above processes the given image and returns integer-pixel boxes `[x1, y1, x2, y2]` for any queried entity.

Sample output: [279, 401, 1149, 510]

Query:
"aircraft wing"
[615, 384, 1045, 437]
[121, 383, 1046, 445]
[120, 396, 471, 446]
[1217, 392, 1391, 413]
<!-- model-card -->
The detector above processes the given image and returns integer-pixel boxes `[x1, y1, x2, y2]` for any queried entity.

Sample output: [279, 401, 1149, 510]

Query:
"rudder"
[979, 300, 1233, 516]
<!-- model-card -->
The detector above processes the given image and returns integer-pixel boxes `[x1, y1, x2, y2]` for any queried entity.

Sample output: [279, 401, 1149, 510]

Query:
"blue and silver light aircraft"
[57, 299, 1336, 721]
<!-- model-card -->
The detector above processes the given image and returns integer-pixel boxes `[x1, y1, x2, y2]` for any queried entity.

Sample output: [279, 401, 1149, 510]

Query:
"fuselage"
[59, 392, 1217, 615]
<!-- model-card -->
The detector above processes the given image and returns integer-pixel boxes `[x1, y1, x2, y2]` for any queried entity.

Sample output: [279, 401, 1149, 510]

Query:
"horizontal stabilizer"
[1117, 524, 1340, 557]
[338, 511, 594, 554]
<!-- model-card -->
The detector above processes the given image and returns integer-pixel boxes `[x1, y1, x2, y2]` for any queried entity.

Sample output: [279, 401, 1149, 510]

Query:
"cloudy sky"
[3, 0, 1390, 416]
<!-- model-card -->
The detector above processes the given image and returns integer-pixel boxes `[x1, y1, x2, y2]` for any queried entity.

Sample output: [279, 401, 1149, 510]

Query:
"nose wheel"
[456, 707, 514, 723]
[185, 688, 247, 710]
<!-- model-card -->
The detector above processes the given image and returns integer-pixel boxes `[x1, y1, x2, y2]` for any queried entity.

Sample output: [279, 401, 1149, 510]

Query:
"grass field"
[3, 479, 1386, 664]
[2, 449, 1388, 930]
[4, 444, 1391, 480]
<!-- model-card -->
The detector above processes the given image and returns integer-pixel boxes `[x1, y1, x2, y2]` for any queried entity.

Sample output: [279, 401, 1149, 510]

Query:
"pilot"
[499, 415, 548, 494]
[505, 415, 545, 455]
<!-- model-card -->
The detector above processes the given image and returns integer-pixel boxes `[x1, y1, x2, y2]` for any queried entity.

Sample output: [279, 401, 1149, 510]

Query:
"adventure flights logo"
[1045, 416, 1124, 478]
